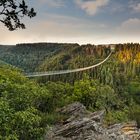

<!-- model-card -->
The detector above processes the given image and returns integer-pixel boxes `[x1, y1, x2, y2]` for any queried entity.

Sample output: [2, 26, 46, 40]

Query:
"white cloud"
[118, 18, 140, 34]
[75, 0, 110, 15]
[129, 1, 140, 13]
[133, 3, 140, 12]
[28, 14, 108, 39]
[114, 18, 140, 43]
[0, 14, 108, 45]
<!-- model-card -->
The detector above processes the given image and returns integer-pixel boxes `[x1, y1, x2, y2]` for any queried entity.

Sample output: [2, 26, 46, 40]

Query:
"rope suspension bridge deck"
[0, 47, 115, 78]
[26, 51, 113, 77]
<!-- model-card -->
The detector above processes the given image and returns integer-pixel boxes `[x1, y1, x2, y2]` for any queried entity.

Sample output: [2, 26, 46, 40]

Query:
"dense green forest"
[0, 43, 110, 73]
[0, 43, 140, 139]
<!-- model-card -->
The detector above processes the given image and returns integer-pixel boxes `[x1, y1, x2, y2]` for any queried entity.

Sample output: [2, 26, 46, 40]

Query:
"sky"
[0, 0, 140, 45]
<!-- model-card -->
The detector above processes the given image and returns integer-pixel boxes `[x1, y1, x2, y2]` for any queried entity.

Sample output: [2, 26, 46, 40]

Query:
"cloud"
[118, 18, 140, 34]
[29, 14, 108, 39]
[132, 3, 140, 12]
[0, 14, 109, 45]
[75, 0, 110, 15]
[129, 1, 140, 13]
[114, 18, 140, 43]
[38, 0, 65, 7]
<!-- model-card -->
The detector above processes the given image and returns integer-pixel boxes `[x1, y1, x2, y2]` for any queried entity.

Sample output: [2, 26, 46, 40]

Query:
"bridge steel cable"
[26, 51, 113, 78]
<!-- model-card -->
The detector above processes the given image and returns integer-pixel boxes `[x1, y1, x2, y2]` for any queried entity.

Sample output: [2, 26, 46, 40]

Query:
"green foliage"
[104, 109, 129, 126]
[0, 43, 140, 138]
[72, 75, 123, 112]
[127, 81, 140, 104]
[129, 103, 140, 128]
[72, 75, 97, 109]
[13, 108, 44, 140]
[0, 99, 14, 139]
[42, 82, 73, 112]
[0, 66, 46, 139]
[0, 43, 109, 76]
[42, 112, 67, 125]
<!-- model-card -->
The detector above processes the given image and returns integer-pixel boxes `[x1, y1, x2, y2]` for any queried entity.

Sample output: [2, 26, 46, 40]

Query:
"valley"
[0, 43, 140, 139]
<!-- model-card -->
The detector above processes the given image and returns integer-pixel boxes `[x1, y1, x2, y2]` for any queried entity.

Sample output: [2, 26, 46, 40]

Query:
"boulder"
[45, 102, 140, 140]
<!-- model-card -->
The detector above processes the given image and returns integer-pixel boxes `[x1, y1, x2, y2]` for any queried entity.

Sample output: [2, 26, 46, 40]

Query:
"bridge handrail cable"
[26, 51, 112, 77]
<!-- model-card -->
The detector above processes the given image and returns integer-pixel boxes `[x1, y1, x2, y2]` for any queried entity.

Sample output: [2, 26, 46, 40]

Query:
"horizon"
[1, 41, 140, 46]
[1, 0, 140, 44]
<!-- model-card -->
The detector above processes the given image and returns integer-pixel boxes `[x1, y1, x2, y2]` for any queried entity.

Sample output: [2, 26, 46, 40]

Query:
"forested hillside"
[0, 43, 140, 139]
[0, 43, 111, 73]
[0, 43, 140, 82]
[0, 43, 79, 72]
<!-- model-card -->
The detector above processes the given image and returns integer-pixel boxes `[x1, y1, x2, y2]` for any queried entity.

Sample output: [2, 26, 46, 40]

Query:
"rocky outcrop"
[45, 102, 140, 140]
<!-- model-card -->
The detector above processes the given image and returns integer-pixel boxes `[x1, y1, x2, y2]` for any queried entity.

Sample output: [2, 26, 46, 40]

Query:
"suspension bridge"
[26, 50, 113, 77]
[0, 47, 115, 78]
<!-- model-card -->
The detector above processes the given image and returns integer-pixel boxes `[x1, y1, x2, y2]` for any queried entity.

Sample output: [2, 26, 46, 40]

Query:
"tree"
[0, 66, 46, 139]
[0, 0, 36, 31]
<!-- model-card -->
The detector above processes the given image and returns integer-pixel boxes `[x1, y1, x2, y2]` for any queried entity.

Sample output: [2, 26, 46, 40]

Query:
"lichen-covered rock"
[45, 103, 140, 140]
[58, 102, 89, 123]
[106, 122, 140, 140]
[59, 102, 87, 116]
